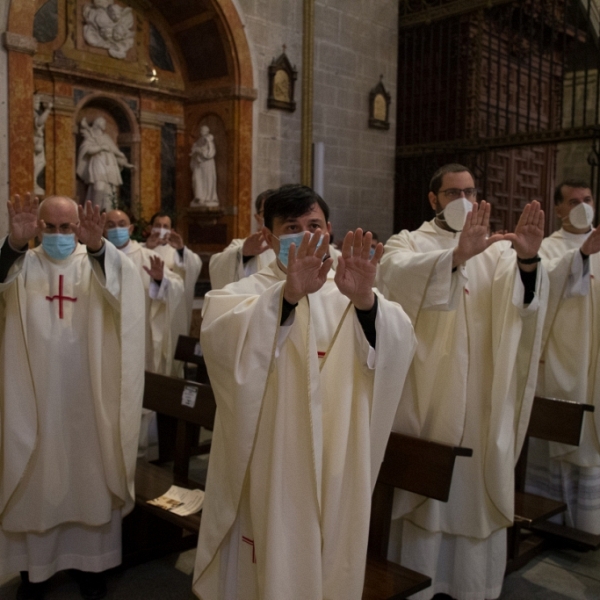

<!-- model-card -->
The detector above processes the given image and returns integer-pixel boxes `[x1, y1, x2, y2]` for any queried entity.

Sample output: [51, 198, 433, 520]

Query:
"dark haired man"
[378, 164, 549, 600]
[208, 189, 276, 289]
[526, 179, 600, 535]
[145, 211, 202, 344]
[193, 184, 416, 599]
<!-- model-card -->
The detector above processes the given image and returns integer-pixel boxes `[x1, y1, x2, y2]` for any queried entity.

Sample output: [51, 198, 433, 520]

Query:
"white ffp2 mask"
[439, 197, 474, 232]
[568, 202, 594, 229]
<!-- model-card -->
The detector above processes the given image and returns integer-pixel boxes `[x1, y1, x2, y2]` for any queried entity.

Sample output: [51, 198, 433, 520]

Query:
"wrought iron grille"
[394, 0, 600, 233]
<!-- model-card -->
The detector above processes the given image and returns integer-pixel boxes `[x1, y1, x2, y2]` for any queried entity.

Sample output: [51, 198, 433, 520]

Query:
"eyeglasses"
[438, 188, 477, 200]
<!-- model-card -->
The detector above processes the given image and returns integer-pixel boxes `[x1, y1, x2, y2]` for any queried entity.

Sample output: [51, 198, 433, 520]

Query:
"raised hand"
[145, 229, 163, 249]
[453, 201, 504, 267]
[143, 255, 165, 282]
[283, 230, 333, 304]
[242, 231, 269, 257]
[8, 193, 40, 248]
[504, 200, 544, 262]
[334, 229, 381, 310]
[580, 226, 600, 256]
[72, 201, 105, 252]
[168, 230, 184, 250]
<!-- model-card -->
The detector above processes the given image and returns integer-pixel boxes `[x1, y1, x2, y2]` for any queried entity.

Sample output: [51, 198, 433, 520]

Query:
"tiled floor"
[1, 544, 600, 598]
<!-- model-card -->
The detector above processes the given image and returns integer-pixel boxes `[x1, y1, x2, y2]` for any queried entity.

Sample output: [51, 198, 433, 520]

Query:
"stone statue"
[190, 126, 219, 207]
[82, 0, 135, 60]
[76, 116, 134, 211]
[33, 96, 53, 196]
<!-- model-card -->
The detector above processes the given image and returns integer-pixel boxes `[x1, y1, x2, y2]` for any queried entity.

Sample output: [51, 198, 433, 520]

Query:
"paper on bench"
[148, 485, 205, 516]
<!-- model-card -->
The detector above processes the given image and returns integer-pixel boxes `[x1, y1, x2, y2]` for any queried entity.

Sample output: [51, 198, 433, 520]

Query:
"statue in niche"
[83, 0, 135, 60]
[76, 116, 134, 211]
[190, 126, 219, 207]
[33, 95, 53, 196]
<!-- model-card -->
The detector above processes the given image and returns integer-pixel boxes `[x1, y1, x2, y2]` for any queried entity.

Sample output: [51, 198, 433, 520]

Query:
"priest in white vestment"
[144, 212, 203, 374]
[209, 187, 340, 290]
[104, 209, 184, 376]
[208, 189, 275, 290]
[193, 184, 416, 600]
[0, 195, 144, 600]
[526, 179, 600, 535]
[377, 164, 549, 600]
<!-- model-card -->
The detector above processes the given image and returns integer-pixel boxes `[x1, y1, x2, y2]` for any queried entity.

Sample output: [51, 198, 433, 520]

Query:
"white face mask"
[567, 202, 594, 230]
[152, 227, 170, 239]
[438, 197, 474, 232]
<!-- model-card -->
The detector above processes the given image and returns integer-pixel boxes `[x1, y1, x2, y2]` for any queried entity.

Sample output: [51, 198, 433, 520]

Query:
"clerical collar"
[560, 227, 592, 241]
[431, 219, 460, 238]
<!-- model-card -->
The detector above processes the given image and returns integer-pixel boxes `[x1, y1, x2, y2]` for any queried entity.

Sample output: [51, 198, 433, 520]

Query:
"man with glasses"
[0, 195, 144, 600]
[378, 163, 549, 600]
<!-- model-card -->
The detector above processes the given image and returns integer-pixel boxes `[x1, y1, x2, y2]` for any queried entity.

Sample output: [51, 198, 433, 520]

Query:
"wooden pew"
[123, 371, 216, 565]
[363, 432, 473, 600]
[174, 334, 209, 384]
[506, 395, 595, 573]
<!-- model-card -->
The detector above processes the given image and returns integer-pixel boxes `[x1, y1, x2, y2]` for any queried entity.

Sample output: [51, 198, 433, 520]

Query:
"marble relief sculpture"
[76, 116, 134, 211]
[190, 126, 219, 207]
[83, 0, 135, 60]
[33, 96, 53, 196]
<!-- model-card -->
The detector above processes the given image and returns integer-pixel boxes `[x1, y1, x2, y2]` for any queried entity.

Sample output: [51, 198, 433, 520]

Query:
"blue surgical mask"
[106, 227, 130, 247]
[42, 233, 76, 260]
[369, 247, 376, 259]
[275, 232, 323, 267]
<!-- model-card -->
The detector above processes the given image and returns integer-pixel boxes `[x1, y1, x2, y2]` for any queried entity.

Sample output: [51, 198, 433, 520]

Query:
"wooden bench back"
[368, 432, 472, 559]
[527, 396, 594, 445]
[143, 371, 216, 481]
[174, 335, 210, 384]
[143, 370, 216, 428]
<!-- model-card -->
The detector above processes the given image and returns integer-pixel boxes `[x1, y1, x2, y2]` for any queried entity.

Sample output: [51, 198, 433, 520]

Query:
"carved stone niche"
[369, 76, 391, 130]
[267, 49, 297, 112]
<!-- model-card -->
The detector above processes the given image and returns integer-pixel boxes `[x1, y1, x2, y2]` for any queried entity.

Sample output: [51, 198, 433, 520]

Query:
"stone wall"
[235, 0, 398, 240]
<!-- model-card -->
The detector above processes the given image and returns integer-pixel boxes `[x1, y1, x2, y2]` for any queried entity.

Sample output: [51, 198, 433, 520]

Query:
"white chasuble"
[208, 238, 276, 290]
[193, 264, 416, 600]
[149, 244, 202, 333]
[378, 220, 548, 600]
[526, 229, 600, 533]
[121, 240, 184, 375]
[0, 241, 145, 581]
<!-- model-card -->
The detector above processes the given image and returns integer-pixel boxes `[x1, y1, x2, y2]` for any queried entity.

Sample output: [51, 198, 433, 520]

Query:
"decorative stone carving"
[33, 95, 53, 196]
[82, 0, 135, 60]
[76, 116, 134, 211]
[190, 126, 219, 207]
[368, 76, 391, 130]
[267, 48, 297, 112]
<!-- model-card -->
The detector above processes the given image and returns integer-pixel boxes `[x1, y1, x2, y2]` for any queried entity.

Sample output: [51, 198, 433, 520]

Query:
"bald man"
[104, 210, 184, 376]
[0, 195, 145, 599]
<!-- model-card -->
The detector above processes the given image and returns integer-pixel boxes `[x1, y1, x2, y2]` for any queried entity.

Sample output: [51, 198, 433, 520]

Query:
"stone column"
[53, 94, 76, 198]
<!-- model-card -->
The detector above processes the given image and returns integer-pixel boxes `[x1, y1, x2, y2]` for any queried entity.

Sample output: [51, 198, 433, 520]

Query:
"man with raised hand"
[104, 209, 184, 376]
[0, 195, 144, 600]
[378, 163, 549, 600]
[193, 184, 415, 600]
[527, 179, 600, 535]
[145, 211, 202, 339]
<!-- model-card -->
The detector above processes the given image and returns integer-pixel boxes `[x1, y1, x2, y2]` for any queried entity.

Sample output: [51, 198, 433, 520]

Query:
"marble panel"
[8, 51, 34, 195]
[54, 112, 76, 198]
[140, 126, 161, 219]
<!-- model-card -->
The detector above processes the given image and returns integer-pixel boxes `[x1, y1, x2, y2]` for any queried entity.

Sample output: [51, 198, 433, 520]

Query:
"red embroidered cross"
[464, 288, 470, 295]
[45, 274, 77, 319]
[317, 351, 326, 358]
[242, 536, 256, 563]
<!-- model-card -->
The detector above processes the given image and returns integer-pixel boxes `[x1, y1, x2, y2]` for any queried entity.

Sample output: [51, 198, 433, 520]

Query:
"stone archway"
[4, 0, 255, 242]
